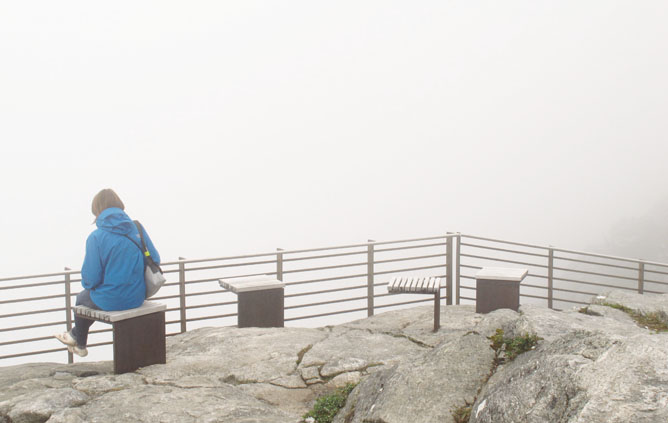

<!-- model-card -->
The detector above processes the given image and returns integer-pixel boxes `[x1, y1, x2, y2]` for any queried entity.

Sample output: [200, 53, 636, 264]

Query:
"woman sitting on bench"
[55, 188, 160, 357]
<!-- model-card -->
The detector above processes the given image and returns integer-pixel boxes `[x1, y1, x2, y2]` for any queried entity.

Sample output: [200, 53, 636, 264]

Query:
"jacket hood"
[95, 207, 135, 235]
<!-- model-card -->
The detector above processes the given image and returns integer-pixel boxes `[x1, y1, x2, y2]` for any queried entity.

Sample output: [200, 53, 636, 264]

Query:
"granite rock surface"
[0, 291, 666, 423]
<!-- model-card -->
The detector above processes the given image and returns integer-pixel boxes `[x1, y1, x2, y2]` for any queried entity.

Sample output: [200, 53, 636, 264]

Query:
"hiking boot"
[55, 331, 77, 347]
[68, 344, 88, 357]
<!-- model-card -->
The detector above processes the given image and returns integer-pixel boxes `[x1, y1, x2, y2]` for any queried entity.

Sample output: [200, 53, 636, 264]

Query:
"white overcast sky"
[1, 1, 667, 276]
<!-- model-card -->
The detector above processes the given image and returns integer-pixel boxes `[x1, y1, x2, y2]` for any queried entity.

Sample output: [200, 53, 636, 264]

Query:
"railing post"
[276, 248, 284, 281]
[178, 257, 187, 333]
[455, 233, 461, 305]
[638, 261, 644, 294]
[64, 267, 73, 364]
[446, 233, 453, 305]
[367, 240, 375, 317]
[548, 248, 554, 309]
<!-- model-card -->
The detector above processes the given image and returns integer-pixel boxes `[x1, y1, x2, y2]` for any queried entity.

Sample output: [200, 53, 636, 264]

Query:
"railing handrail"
[6, 233, 663, 282]
[3, 231, 668, 366]
[4, 233, 666, 283]
[460, 233, 668, 268]
[161, 234, 455, 266]
[552, 247, 668, 267]
[1, 234, 457, 280]
[460, 234, 550, 251]
[0, 269, 78, 283]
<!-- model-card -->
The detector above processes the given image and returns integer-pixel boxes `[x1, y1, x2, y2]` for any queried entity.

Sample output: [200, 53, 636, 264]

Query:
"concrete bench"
[219, 275, 285, 328]
[474, 267, 528, 313]
[387, 276, 443, 331]
[74, 301, 166, 374]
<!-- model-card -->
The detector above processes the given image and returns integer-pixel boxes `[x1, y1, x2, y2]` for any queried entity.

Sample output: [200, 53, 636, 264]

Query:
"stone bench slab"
[219, 275, 285, 293]
[475, 267, 528, 282]
[74, 301, 166, 323]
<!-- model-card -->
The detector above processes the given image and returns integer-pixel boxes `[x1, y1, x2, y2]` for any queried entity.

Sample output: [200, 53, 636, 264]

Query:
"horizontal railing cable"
[643, 278, 668, 286]
[0, 279, 68, 290]
[460, 234, 548, 250]
[0, 320, 66, 332]
[552, 247, 668, 267]
[374, 264, 445, 276]
[185, 301, 236, 310]
[184, 259, 278, 273]
[285, 273, 368, 286]
[521, 283, 547, 290]
[374, 241, 448, 254]
[0, 334, 59, 347]
[552, 276, 637, 290]
[459, 242, 549, 259]
[520, 293, 548, 301]
[283, 261, 368, 275]
[0, 347, 75, 360]
[180, 313, 236, 323]
[374, 253, 447, 265]
[285, 306, 368, 322]
[551, 266, 637, 281]
[552, 255, 638, 271]
[286, 284, 367, 298]
[552, 287, 600, 296]
[0, 270, 77, 283]
[184, 272, 279, 285]
[552, 298, 588, 306]
[0, 294, 65, 305]
[285, 296, 368, 310]
[644, 268, 668, 277]
[459, 254, 549, 269]
[0, 307, 66, 319]
[283, 250, 368, 262]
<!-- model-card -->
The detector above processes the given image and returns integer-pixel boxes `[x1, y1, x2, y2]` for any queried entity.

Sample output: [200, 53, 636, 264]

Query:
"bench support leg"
[475, 279, 520, 314]
[238, 288, 284, 328]
[113, 311, 166, 374]
[433, 290, 440, 332]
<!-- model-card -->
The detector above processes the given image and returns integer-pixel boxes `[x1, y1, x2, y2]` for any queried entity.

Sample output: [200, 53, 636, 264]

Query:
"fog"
[2, 1, 668, 278]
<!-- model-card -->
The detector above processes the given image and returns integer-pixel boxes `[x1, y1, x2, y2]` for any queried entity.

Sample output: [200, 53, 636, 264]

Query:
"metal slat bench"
[387, 276, 443, 331]
[73, 301, 166, 374]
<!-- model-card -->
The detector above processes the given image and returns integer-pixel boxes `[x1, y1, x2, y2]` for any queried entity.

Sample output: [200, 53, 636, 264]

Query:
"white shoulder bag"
[125, 220, 166, 298]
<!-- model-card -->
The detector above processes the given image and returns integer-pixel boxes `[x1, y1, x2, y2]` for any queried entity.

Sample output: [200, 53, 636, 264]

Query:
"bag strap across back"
[124, 220, 151, 259]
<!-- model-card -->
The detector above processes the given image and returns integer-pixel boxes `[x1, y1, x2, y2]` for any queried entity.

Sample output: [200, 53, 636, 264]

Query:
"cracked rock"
[299, 366, 321, 383]
[326, 371, 361, 388]
[336, 332, 496, 423]
[320, 357, 368, 378]
[471, 330, 668, 423]
[0, 290, 666, 423]
[6, 388, 88, 423]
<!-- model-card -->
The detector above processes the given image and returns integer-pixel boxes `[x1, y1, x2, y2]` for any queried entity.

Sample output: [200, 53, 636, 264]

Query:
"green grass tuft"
[602, 302, 668, 332]
[452, 403, 472, 423]
[302, 383, 356, 423]
[489, 329, 542, 362]
[451, 329, 542, 422]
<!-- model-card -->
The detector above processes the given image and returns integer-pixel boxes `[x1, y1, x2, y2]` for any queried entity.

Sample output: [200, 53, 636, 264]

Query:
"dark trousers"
[70, 289, 99, 347]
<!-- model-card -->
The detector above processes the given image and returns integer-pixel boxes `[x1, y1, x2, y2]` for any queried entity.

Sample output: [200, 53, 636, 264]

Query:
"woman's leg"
[70, 289, 98, 347]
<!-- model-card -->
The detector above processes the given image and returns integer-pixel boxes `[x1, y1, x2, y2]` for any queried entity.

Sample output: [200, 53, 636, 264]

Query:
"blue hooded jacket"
[81, 207, 161, 311]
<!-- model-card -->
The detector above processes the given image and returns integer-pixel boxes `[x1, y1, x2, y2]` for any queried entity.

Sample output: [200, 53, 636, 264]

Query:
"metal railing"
[2, 233, 667, 366]
[457, 234, 668, 310]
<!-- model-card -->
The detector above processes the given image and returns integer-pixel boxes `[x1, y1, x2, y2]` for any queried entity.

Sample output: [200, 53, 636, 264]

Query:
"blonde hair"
[91, 188, 125, 217]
